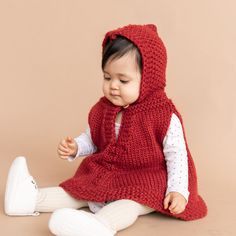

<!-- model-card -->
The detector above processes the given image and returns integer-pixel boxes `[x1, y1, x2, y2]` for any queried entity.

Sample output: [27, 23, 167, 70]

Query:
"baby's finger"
[169, 199, 178, 211]
[171, 205, 185, 215]
[163, 195, 171, 209]
[58, 145, 70, 154]
[67, 142, 75, 149]
[66, 136, 73, 143]
[173, 209, 183, 215]
[61, 139, 69, 148]
[59, 155, 69, 160]
[58, 149, 69, 156]
[170, 205, 180, 214]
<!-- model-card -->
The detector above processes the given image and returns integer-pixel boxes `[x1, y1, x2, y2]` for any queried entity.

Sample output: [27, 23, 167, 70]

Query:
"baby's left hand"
[163, 192, 187, 215]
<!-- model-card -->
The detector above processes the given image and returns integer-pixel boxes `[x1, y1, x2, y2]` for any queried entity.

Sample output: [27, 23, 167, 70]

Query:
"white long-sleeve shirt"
[69, 113, 189, 212]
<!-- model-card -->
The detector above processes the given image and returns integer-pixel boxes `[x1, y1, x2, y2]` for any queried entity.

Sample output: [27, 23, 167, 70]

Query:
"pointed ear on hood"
[145, 24, 158, 34]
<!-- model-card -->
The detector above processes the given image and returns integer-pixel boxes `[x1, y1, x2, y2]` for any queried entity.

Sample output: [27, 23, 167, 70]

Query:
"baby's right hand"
[57, 136, 78, 159]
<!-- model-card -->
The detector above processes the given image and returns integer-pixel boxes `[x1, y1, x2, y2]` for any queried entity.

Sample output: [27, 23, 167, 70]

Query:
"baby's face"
[102, 51, 141, 108]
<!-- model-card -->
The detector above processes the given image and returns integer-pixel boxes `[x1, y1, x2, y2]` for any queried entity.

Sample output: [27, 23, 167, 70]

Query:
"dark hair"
[102, 36, 142, 73]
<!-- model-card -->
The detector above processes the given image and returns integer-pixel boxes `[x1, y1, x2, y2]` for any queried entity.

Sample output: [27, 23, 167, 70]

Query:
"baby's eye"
[120, 80, 129, 84]
[104, 77, 111, 81]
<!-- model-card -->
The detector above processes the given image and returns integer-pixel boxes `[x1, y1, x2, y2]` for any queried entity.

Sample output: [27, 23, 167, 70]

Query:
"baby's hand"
[57, 136, 78, 159]
[163, 192, 187, 215]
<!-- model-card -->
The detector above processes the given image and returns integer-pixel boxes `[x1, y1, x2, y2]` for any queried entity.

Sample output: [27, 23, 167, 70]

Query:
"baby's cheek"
[102, 85, 107, 95]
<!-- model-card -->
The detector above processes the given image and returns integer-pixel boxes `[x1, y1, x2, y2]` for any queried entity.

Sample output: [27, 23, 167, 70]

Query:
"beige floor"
[1, 155, 235, 236]
[1, 0, 236, 235]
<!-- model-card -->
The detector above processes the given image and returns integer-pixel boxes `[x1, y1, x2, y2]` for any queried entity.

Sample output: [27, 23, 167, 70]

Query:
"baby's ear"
[145, 24, 158, 34]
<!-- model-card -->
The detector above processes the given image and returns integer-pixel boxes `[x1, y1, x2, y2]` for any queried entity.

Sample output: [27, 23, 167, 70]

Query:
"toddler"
[5, 24, 207, 236]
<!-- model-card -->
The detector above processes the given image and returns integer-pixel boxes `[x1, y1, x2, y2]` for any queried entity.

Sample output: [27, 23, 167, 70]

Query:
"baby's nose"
[110, 80, 119, 90]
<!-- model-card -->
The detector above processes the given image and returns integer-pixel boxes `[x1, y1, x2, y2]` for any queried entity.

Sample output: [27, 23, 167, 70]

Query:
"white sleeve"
[67, 126, 97, 162]
[163, 113, 190, 202]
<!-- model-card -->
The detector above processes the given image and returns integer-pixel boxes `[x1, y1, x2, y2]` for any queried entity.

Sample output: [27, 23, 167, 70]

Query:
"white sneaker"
[4, 156, 39, 216]
[49, 208, 116, 236]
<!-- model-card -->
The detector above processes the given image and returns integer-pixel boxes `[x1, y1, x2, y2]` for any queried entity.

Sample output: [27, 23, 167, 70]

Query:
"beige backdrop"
[0, 0, 235, 235]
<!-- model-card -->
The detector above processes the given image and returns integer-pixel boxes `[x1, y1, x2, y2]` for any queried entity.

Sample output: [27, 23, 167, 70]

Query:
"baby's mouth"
[110, 92, 120, 97]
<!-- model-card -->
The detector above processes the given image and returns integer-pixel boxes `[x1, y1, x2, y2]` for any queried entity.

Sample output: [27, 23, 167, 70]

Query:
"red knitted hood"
[102, 24, 167, 103]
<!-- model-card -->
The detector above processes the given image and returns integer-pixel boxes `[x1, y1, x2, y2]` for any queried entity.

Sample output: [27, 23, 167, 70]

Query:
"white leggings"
[36, 187, 155, 232]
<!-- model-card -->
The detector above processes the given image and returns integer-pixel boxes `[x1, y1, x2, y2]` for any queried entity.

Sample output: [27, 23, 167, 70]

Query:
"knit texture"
[60, 24, 207, 221]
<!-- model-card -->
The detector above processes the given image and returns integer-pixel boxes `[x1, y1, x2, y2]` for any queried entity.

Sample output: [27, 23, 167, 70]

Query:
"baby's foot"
[4, 156, 39, 216]
[49, 208, 116, 236]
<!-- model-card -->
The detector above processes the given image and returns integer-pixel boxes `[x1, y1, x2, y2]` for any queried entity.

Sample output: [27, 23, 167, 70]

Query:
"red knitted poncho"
[60, 24, 207, 221]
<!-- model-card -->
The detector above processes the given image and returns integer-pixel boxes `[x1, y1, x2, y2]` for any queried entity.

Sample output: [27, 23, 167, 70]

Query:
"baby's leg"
[95, 199, 155, 232]
[49, 199, 155, 236]
[36, 187, 88, 212]
[4, 156, 87, 216]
